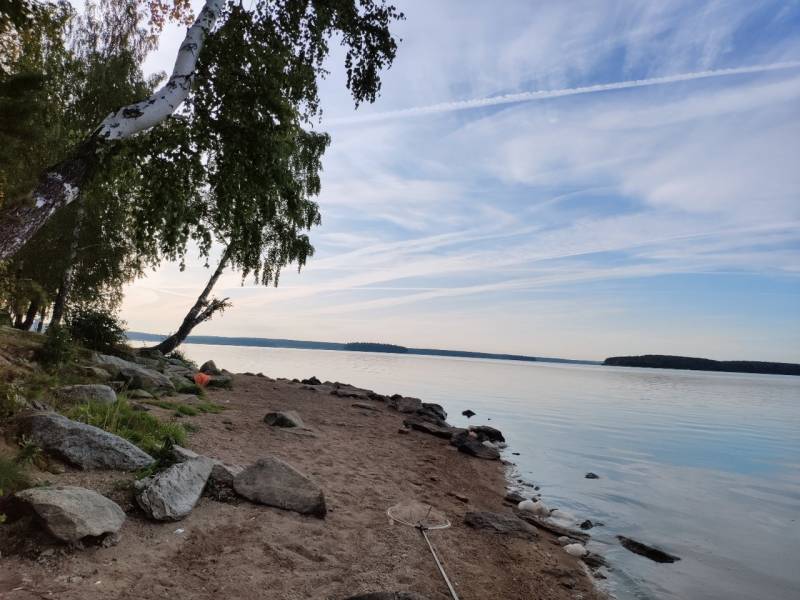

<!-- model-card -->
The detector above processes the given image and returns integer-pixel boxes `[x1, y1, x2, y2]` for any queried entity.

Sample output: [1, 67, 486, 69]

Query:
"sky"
[122, 0, 800, 362]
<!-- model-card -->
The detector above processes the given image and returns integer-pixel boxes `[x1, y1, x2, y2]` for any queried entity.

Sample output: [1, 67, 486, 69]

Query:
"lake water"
[176, 343, 800, 600]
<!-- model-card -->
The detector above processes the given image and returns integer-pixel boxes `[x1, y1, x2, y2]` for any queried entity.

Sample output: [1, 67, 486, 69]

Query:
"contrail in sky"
[328, 61, 800, 125]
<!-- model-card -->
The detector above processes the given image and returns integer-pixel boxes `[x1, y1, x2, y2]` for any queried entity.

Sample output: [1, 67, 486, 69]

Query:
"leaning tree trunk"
[0, 0, 223, 260]
[148, 248, 232, 355]
[49, 195, 87, 327]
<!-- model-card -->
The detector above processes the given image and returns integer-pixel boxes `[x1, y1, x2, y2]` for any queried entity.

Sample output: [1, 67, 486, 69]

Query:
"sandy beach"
[0, 372, 602, 600]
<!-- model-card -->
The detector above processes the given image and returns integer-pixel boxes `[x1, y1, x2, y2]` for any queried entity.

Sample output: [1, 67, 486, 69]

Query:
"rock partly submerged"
[618, 535, 680, 563]
[16, 485, 125, 543]
[16, 412, 154, 471]
[233, 457, 326, 518]
[463, 511, 538, 540]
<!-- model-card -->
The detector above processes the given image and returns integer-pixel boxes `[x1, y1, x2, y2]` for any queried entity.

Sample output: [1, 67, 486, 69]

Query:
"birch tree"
[0, 0, 402, 260]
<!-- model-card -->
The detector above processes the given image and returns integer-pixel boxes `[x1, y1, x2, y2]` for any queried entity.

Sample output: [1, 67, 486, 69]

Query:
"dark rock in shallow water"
[461, 409, 475, 419]
[580, 519, 594, 530]
[464, 511, 538, 540]
[456, 439, 500, 460]
[470, 425, 505, 443]
[301, 376, 321, 385]
[515, 511, 590, 542]
[585, 472, 599, 479]
[504, 491, 527, 504]
[617, 535, 680, 563]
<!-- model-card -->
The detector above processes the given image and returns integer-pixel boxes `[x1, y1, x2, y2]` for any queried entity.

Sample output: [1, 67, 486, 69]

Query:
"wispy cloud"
[329, 62, 800, 125]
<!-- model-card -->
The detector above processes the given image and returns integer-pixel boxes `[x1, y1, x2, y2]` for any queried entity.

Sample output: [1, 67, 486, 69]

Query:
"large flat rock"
[233, 457, 326, 518]
[135, 457, 214, 521]
[92, 353, 174, 393]
[16, 412, 154, 470]
[16, 485, 125, 543]
[54, 384, 117, 405]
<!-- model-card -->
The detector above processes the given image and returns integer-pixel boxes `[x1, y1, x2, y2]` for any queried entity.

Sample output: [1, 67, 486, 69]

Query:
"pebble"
[564, 543, 588, 557]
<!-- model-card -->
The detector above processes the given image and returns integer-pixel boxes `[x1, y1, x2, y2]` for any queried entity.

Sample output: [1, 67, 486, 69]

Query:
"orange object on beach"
[194, 372, 211, 387]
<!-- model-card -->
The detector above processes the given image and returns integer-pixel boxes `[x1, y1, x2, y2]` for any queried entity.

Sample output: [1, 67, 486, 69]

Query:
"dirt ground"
[0, 374, 603, 600]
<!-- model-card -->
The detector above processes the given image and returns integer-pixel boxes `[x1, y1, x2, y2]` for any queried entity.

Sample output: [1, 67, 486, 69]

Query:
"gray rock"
[233, 457, 326, 517]
[388, 396, 422, 413]
[207, 372, 233, 388]
[93, 353, 174, 393]
[352, 402, 380, 411]
[200, 360, 221, 375]
[16, 485, 125, 543]
[264, 410, 305, 428]
[135, 457, 214, 521]
[402, 417, 461, 440]
[464, 511, 538, 540]
[456, 438, 500, 460]
[54, 384, 117, 405]
[210, 462, 244, 487]
[343, 594, 431, 600]
[419, 402, 447, 421]
[169, 375, 200, 394]
[78, 366, 112, 381]
[16, 412, 154, 471]
[617, 536, 680, 563]
[127, 388, 153, 399]
[469, 425, 505, 443]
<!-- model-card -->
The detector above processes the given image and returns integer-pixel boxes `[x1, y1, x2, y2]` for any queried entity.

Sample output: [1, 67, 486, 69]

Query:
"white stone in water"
[564, 543, 588, 557]
[558, 536, 571, 546]
[518, 499, 550, 517]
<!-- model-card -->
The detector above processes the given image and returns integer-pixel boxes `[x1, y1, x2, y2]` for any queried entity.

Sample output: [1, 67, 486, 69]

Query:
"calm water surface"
[178, 344, 800, 600]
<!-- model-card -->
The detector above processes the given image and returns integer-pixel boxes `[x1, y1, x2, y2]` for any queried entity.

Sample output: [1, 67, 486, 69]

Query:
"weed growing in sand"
[15, 436, 42, 467]
[67, 400, 188, 456]
[144, 399, 225, 416]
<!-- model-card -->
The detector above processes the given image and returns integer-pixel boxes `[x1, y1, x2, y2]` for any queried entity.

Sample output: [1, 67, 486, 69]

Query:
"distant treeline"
[343, 342, 409, 353]
[127, 331, 598, 365]
[604, 354, 800, 376]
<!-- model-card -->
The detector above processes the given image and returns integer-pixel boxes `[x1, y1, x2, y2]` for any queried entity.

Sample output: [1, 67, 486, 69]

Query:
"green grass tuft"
[66, 400, 187, 457]
[0, 455, 31, 495]
[143, 398, 225, 415]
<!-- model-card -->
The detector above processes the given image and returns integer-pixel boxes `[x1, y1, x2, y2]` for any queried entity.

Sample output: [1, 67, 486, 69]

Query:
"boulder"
[456, 438, 500, 460]
[16, 412, 154, 471]
[54, 384, 117, 405]
[16, 485, 125, 543]
[92, 353, 174, 394]
[135, 457, 214, 521]
[585, 472, 599, 479]
[419, 402, 447, 421]
[518, 499, 549, 517]
[264, 410, 305, 428]
[461, 409, 476, 419]
[210, 462, 244, 487]
[402, 418, 461, 440]
[127, 389, 154, 399]
[504, 491, 527, 504]
[463, 511, 538, 540]
[388, 396, 422, 414]
[580, 519, 594, 530]
[469, 425, 505, 443]
[233, 457, 326, 517]
[343, 594, 431, 600]
[169, 375, 201, 394]
[200, 360, 221, 375]
[207, 372, 233, 388]
[301, 376, 321, 385]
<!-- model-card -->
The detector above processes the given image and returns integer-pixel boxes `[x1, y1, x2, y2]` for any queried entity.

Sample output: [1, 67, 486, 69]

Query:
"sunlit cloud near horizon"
[122, 0, 800, 363]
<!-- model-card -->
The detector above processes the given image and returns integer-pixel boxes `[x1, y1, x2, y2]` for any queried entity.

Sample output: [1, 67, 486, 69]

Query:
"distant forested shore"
[127, 332, 597, 365]
[603, 355, 800, 376]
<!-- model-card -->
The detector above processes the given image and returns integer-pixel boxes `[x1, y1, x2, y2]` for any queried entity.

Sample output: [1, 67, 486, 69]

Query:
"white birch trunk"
[0, 0, 224, 260]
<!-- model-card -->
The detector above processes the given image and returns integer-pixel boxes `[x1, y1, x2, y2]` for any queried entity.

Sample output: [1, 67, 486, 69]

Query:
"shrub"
[35, 325, 74, 368]
[67, 308, 127, 354]
[166, 349, 197, 368]
[66, 400, 188, 457]
[0, 381, 26, 418]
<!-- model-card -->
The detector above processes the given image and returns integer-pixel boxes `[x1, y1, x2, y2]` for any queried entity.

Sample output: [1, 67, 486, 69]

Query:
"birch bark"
[0, 0, 224, 260]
